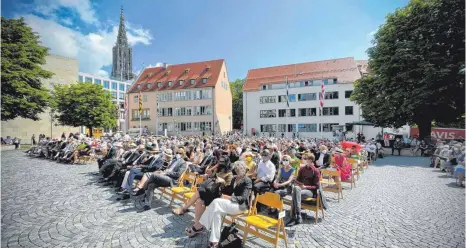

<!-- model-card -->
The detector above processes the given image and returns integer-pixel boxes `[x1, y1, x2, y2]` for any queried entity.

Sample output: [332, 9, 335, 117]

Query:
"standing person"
[13, 137, 19, 149]
[61, 132, 66, 140]
[31, 134, 36, 145]
[383, 133, 390, 147]
[287, 153, 321, 226]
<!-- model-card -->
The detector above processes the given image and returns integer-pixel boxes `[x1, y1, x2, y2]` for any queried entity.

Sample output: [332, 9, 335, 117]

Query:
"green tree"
[351, 0, 465, 141]
[51, 82, 117, 137]
[1, 17, 54, 121]
[230, 79, 244, 129]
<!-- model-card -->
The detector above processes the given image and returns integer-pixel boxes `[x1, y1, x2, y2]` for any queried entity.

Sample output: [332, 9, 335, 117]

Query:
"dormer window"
[179, 80, 184, 86]
[202, 78, 208, 84]
[190, 79, 195, 85]
[205, 66, 210, 72]
[147, 83, 152, 89]
[184, 69, 190, 74]
[157, 82, 162, 87]
[137, 85, 141, 90]
[168, 81, 172, 86]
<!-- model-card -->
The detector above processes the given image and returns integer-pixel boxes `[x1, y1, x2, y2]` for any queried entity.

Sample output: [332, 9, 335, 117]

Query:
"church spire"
[116, 6, 128, 46]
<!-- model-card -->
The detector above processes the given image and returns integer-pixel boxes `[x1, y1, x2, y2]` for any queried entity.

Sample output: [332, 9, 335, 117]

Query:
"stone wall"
[1, 54, 80, 143]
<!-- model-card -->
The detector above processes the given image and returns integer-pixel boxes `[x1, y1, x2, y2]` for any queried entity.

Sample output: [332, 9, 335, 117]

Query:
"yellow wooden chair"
[158, 167, 189, 203]
[283, 191, 324, 225]
[182, 175, 206, 205]
[347, 158, 360, 181]
[221, 192, 254, 230]
[320, 169, 343, 201]
[166, 171, 198, 207]
[242, 192, 288, 248]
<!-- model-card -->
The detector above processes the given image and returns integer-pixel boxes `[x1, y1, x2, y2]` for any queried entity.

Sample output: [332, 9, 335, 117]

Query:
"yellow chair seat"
[304, 197, 315, 201]
[170, 187, 190, 193]
[184, 192, 195, 199]
[245, 214, 279, 229]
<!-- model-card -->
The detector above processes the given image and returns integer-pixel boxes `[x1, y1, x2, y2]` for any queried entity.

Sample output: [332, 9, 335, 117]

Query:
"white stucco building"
[243, 57, 368, 138]
[78, 72, 134, 133]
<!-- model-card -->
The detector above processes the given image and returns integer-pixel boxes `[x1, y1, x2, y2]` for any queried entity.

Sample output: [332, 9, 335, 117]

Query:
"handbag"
[219, 223, 242, 248]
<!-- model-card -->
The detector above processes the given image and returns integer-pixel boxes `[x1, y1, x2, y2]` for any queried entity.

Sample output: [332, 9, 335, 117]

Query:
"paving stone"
[1, 151, 464, 247]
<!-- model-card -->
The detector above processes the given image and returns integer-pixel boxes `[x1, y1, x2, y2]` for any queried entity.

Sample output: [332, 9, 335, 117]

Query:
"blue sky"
[2, 0, 409, 80]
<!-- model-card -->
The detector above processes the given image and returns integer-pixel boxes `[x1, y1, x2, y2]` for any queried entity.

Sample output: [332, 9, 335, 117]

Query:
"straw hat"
[164, 149, 173, 157]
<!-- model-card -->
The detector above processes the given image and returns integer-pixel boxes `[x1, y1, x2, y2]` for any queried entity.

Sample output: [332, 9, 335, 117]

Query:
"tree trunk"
[417, 119, 432, 143]
[88, 127, 93, 137]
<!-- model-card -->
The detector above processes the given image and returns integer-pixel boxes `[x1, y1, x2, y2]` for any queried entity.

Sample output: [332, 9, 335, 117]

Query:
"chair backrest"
[177, 167, 192, 187]
[347, 158, 358, 165]
[321, 169, 341, 178]
[192, 175, 206, 191]
[255, 192, 283, 211]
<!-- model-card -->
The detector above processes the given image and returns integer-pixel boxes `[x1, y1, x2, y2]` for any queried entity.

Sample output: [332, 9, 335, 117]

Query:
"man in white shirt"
[254, 149, 276, 194]
[366, 142, 377, 161]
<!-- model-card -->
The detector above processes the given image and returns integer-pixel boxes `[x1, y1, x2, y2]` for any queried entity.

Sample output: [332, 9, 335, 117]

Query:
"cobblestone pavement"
[2, 151, 465, 248]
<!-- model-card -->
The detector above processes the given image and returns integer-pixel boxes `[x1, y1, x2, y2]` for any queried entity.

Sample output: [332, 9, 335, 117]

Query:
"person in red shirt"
[286, 152, 320, 226]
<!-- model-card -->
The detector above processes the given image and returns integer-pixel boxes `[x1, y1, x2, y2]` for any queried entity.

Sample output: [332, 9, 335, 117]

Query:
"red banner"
[410, 127, 465, 140]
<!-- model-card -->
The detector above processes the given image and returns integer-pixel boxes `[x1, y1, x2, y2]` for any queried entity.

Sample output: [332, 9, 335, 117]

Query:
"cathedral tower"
[111, 7, 134, 80]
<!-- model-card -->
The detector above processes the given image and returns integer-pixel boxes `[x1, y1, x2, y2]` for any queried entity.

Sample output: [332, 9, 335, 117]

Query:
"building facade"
[127, 59, 232, 136]
[243, 57, 366, 138]
[111, 7, 134, 80]
[1, 54, 80, 143]
[77, 72, 133, 133]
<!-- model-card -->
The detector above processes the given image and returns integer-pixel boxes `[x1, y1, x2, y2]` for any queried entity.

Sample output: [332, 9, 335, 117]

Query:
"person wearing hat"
[132, 148, 187, 212]
[253, 149, 276, 195]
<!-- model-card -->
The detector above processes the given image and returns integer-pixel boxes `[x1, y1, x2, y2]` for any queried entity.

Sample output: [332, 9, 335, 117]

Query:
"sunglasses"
[176, 152, 183, 155]
[282, 160, 289, 162]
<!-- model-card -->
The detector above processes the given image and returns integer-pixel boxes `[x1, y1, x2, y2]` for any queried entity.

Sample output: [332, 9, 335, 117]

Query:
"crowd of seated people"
[25, 133, 393, 247]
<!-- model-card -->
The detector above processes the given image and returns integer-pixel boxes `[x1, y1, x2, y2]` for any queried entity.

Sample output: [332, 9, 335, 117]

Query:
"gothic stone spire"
[112, 6, 134, 80]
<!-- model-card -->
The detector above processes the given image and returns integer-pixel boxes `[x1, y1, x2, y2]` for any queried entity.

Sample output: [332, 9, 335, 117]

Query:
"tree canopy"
[351, 0, 465, 140]
[230, 79, 244, 130]
[51, 82, 117, 136]
[1, 17, 54, 121]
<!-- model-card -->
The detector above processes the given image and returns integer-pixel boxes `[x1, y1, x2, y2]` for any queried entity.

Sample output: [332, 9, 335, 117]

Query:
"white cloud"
[21, 14, 153, 77]
[61, 17, 73, 26]
[367, 29, 378, 38]
[33, 0, 97, 24]
[98, 69, 109, 78]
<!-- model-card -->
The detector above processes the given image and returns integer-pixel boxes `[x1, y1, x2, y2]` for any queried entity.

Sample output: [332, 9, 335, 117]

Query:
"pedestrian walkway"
[1, 151, 464, 248]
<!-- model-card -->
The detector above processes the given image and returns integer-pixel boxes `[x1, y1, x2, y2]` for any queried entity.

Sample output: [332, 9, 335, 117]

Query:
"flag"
[138, 91, 143, 114]
[285, 76, 289, 108]
[319, 80, 325, 108]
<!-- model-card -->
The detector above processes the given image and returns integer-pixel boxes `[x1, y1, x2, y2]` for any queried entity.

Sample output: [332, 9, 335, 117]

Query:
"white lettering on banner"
[431, 131, 456, 139]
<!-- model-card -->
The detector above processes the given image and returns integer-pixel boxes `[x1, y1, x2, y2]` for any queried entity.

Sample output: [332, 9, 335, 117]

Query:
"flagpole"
[139, 90, 142, 136]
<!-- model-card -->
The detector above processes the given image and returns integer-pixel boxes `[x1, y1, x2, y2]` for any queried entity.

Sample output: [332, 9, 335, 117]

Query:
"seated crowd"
[25, 133, 465, 247]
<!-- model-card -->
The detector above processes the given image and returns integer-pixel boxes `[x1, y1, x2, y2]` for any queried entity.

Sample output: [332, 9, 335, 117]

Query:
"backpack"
[219, 223, 242, 248]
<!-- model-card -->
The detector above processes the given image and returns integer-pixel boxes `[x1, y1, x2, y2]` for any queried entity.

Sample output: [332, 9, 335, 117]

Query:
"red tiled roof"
[244, 57, 362, 92]
[356, 60, 369, 75]
[128, 59, 224, 93]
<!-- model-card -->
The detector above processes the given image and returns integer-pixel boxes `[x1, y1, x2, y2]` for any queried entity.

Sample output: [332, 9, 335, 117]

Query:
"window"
[133, 95, 138, 103]
[111, 91, 117, 99]
[261, 84, 271, 90]
[298, 124, 318, 132]
[345, 90, 353, 98]
[143, 95, 148, 102]
[159, 92, 173, 102]
[168, 81, 172, 86]
[298, 108, 317, 117]
[126, 85, 130, 91]
[175, 107, 191, 116]
[194, 121, 212, 131]
[141, 109, 150, 120]
[179, 122, 192, 131]
[260, 109, 276, 118]
[260, 124, 276, 132]
[333, 78, 338, 84]
[278, 109, 296, 117]
[190, 79, 195, 85]
[323, 79, 329, 85]
[157, 82, 162, 88]
[321, 107, 339, 116]
[260, 96, 276, 104]
[119, 92, 125, 100]
[299, 81, 311, 87]
[120, 83, 125, 91]
[193, 89, 212, 100]
[146, 83, 152, 89]
[85, 77, 92, 83]
[160, 107, 173, 117]
[202, 78, 208, 84]
[278, 94, 296, 103]
[321, 123, 339, 132]
[179, 80, 184, 86]
[193, 106, 212, 115]
[298, 93, 316, 101]
[324, 91, 339, 99]
[174, 91, 191, 101]
[78, 75, 83, 82]
[345, 106, 354, 115]
[131, 109, 140, 120]
[95, 79, 101, 85]
[112, 82, 117, 90]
